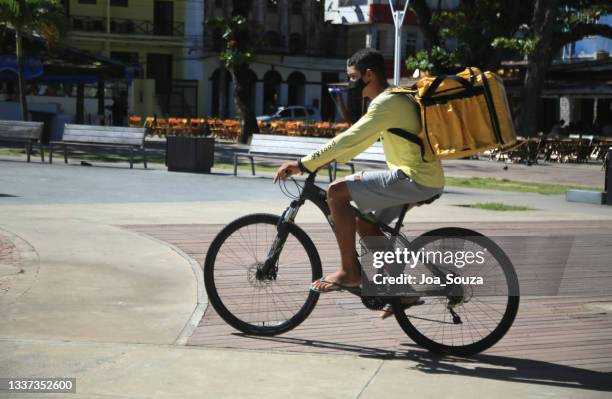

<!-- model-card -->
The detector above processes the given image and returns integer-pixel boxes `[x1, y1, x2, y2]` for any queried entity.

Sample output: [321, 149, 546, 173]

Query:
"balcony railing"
[70, 16, 184, 37]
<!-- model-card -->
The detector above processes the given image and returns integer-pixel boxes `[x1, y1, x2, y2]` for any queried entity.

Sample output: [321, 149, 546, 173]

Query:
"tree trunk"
[15, 30, 29, 121]
[232, 63, 259, 144]
[517, 0, 558, 135]
[231, 0, 258, 144]
[219, 67, 228, 118]
[411, 0, 439, 50]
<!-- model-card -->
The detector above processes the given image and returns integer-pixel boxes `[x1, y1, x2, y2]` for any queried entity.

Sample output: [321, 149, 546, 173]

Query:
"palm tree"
[0, 0, 64, 121]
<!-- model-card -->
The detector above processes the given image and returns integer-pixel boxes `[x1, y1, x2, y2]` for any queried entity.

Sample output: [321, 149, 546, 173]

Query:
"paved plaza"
[1, 156, 611, 398]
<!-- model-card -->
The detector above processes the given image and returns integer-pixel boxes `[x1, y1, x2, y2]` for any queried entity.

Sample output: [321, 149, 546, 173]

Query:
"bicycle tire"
[393, 227, 520, 356]
[204, 213, 322, 336]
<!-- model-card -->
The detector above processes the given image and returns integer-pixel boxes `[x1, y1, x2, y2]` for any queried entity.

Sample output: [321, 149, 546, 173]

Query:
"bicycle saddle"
[393, 194, 442, 228]
[412, 193, 441, 207]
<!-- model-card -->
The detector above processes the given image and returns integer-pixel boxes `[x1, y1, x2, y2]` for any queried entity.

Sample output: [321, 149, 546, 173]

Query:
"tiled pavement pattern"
[126, 221, 612, 374]
[0, 232, 21, 295]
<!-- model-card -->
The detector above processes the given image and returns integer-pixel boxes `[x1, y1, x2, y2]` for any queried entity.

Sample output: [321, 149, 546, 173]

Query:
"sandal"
[310, 277, 361, 294]
[380, 297, 424, 319]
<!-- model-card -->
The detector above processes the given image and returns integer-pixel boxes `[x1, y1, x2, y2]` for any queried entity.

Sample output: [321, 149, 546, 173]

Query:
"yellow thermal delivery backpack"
[388, 67, 517, 161]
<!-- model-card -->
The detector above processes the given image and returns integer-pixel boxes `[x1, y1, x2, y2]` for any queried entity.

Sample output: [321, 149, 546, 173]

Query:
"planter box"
[166, 136, 214, 173]
[566, 190, 604, 205]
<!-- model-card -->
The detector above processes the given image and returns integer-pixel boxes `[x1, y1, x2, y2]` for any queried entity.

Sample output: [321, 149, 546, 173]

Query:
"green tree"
[505, 0, 612, 134]
[0, 0, 64, 121]
[407, 0, 612, 134]
[207, 0, 259, 144]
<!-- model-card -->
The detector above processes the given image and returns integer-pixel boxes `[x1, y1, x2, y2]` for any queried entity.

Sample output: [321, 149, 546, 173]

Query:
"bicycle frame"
[259, 171, 456, 298]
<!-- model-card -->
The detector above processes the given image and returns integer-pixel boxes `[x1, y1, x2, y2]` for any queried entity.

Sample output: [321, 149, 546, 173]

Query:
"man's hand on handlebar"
[273, 161, 302, 183]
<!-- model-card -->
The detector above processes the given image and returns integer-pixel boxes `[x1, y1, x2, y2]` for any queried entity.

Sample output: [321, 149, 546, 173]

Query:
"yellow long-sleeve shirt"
[301, 90, 445, 188]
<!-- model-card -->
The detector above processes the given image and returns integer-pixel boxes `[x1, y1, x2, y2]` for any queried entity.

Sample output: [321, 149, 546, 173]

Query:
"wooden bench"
[49, 124, 147, 169]
[234, 134, 336, 181]
[0, 120, 45, 162]
[234, 134, 389, 181]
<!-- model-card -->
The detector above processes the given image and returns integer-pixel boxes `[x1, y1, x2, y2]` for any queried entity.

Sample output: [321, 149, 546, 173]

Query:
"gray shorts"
[345, 169, 443, 225]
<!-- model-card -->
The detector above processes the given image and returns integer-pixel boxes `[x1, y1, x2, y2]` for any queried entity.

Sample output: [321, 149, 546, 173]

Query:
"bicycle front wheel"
[204, 213, 322, 336]
[393, 227, 520, 356]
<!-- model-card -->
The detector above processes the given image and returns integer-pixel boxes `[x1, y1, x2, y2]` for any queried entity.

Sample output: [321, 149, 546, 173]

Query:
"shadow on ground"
[398, 348, 612, 392]
[227, 334, 612, 392]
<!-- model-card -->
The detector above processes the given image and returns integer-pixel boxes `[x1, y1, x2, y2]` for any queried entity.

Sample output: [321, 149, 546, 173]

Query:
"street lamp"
[388, 0, 411, 86]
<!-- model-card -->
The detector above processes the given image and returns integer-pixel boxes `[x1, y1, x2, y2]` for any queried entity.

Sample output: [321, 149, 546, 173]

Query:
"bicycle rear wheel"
[393, 227, 519, 356]
[204, 213, 322, 336]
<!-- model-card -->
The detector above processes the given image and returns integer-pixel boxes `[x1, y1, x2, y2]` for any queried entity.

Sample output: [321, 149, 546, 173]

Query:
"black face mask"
[348, 76, 368, 92]
[347, 76, 369, 123]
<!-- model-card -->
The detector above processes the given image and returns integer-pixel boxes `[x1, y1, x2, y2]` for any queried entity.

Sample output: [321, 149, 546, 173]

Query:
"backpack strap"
[386, 91, 428, 161]
[421, 75, 474, 100]
[387, 128, 426, 161]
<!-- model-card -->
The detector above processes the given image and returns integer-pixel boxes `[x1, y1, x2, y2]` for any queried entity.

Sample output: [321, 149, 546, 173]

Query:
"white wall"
[25, 95, 113, 120]
[182, 0, 205, 116]
[304, 84, 321, 109]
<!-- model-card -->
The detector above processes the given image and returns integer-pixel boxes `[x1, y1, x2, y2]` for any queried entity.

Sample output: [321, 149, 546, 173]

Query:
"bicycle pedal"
[361, 296, 388, 310]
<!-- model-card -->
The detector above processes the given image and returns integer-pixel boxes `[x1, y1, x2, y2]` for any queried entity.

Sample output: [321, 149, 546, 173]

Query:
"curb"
[122, 228, 208, 346]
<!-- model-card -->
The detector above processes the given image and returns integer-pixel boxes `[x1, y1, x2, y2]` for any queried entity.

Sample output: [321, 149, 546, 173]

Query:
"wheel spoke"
[205, 216, 320, 335]
[394, 230, 518, 355]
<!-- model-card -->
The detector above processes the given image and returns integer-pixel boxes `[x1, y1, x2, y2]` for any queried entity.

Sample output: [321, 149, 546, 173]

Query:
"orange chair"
[286, 121, 304, 136]
[270, 121, 287, 136]
[142, 117, 155, 136]
[143, 117, 155, 128]
[208, 119, 227, 140]
[155, 118, 170, 137]
[225, 119, 241, 142]
[189, 118, 206, 136]
[128, 116, 142, 127]
[257, 120, 270, 133]
[169, 118, 189, 136]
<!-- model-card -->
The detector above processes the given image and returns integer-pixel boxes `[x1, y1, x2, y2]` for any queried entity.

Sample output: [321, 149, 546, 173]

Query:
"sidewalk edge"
[120, 227, 207, 346]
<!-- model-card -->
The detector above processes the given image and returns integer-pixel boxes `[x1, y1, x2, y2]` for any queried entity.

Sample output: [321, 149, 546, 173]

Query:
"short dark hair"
[347, 48, 387, 84]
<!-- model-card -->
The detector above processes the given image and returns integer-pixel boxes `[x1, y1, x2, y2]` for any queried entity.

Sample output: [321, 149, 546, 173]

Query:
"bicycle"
[204, 170, 520, 356]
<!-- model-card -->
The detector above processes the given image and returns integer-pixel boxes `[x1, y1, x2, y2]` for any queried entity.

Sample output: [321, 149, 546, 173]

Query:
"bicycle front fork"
[257, 199, 305, 279]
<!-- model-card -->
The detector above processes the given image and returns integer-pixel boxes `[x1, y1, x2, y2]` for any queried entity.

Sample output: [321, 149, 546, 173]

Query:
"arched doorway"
[287, 71, 306, 106]
[210, 68, 232, 117]
[263, 70, 282, 115]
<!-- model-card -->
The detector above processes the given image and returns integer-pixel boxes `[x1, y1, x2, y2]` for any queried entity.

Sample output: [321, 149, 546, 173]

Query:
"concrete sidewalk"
[0, 219, 200, 345]
[4, 338, 609, 399]
[1, 160, 611, 398]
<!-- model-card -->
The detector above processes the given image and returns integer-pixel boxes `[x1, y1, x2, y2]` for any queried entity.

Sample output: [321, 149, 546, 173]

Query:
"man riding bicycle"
[273, 48, 445, 317]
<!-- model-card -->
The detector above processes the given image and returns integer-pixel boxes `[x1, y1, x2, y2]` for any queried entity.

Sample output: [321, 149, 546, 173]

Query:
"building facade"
[202, 0, 349, 121]
[562, 15, 612, 61]
[540, 15, 612, 133]
[62, 0, 205, 119]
